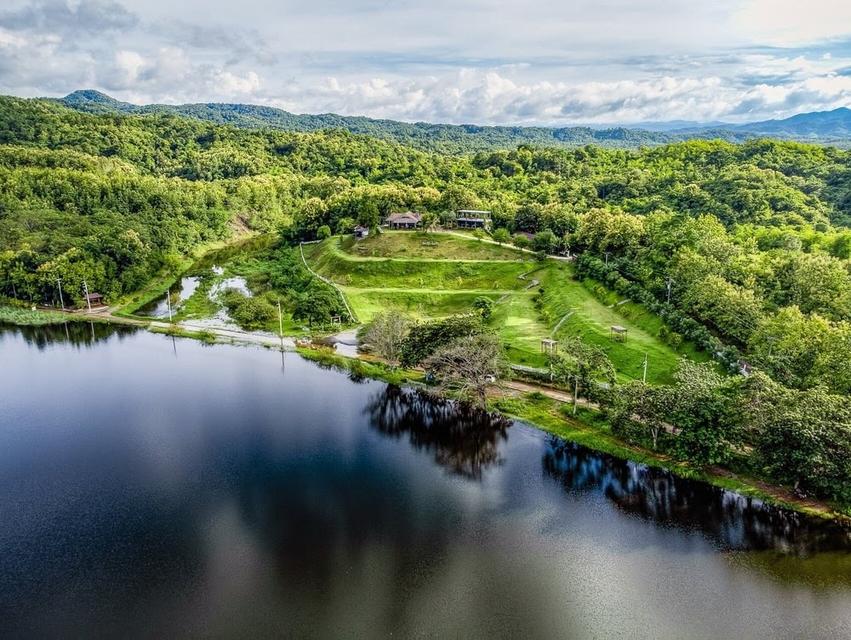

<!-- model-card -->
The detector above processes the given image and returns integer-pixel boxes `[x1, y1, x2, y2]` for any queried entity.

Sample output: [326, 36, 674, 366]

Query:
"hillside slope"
[303, 232, 704, 381]
[57, 90, 851, 151]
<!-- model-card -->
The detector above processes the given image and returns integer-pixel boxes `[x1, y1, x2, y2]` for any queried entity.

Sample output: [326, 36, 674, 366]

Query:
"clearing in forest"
[303, 231, 705, 383]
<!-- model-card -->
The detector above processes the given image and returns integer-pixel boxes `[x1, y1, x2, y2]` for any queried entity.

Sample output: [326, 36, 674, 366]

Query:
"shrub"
[399, 314, 484, 367]
[220, 289, 277, 330]
[492, 228, 511, 244]
[473, 296, 494, 319]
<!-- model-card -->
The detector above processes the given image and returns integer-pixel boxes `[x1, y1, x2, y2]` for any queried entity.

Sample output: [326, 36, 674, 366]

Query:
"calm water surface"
[1, 323, 850, 639]
[137, 276, 201, 318]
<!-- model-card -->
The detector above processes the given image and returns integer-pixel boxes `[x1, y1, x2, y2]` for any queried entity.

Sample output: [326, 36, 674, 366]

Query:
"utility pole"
[604, 251, 610, 266]
[82, 280, 92, 312]
[666, 277, 673, 304]
[277, 299, 286, 362]
[642, 353, 648, 383]
[166, 288, 173, 322]
[56, 278, 65, 310]
[573, 378, 579, 416]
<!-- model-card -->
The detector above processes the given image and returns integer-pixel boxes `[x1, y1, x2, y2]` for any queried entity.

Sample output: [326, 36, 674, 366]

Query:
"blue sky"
[1, 0, 850, 125]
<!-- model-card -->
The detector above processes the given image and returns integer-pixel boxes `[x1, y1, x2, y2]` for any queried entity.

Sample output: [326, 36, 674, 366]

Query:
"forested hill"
[2, 91, 850, 308]
[56, 89, 670, 152]
[56, 89, 851, 153]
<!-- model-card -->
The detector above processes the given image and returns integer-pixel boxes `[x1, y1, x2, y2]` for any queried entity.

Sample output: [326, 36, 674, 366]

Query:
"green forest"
[58, 89, 851, 153]
[1, 94, 850, 508]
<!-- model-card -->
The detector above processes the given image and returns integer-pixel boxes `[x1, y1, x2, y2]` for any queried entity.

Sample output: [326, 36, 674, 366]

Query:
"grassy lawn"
[300, 235, 708, 383]
[339, 230, 524, 260]
[306, 239, 533, 290]
[0, 304, 72, 326]
[488, 292, 551, 367]
[346, 289, 501, 321]
[537, 262, 705, 384]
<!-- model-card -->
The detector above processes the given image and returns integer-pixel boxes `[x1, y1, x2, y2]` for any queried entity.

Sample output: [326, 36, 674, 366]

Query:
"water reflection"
[366, 386, 511, 479]
[2, 324, 851, 638]
[3, 321, 137, 350]
[543, 439, 851, 554]
[136, 276, 201, 318]
[229, 438, 459, 598]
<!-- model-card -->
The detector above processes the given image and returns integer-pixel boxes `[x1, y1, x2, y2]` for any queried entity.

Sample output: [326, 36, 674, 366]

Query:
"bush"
[533, 230, 558, 254]
[512, 234, 531, 249]
[473, 296, 494, 319]
[292, 284, 346, 325]
[492, 228, 511, 244]
[399, 314, 484, 367]
[220, 289, 277, 330]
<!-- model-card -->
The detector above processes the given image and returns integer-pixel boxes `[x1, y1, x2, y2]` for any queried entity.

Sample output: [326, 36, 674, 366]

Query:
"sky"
[1, 0, 851, 125]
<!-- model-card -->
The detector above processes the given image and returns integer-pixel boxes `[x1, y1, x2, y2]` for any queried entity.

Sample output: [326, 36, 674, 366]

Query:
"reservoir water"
[1, 323, 849, 638]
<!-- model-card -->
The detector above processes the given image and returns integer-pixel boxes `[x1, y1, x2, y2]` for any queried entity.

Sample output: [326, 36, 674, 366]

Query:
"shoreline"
[2, 304, 848, 523]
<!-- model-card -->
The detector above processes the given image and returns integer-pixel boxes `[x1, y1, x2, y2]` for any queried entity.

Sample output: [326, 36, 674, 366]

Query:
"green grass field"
[304, 232, 704, 383]
[338, 230, 524, 260]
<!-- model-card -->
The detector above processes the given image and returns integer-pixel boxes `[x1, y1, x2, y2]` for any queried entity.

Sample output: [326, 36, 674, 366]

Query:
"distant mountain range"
[56, 89, 851, 152]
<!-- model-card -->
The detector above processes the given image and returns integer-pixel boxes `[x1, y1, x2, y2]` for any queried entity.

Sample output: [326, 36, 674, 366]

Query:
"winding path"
[300, 242, 359, 322]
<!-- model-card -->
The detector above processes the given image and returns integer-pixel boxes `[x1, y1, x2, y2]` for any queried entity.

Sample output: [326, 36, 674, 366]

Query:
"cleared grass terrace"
[303, 231, 705, 383]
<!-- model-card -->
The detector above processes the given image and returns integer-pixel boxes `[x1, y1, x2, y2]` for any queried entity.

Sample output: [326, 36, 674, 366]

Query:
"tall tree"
[360, 312, 411, 368]
[548, 337, 616, 414]
[424, 332, 510, 409]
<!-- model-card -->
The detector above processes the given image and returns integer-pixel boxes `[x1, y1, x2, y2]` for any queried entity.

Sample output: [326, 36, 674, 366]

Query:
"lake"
[1, 323, 850, 639]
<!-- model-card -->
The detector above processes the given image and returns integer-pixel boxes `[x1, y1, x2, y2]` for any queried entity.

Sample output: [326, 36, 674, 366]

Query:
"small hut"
[353, 225, 369, 239]
[386, 212, 422, 229]
[84, 292, 105, 307]
[610, 325, 628, 342]
[541, 338, 558, 355]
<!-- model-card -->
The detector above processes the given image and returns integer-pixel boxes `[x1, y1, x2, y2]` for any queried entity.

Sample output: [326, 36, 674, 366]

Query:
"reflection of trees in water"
[1, 322, 136, 350]
[227, 387, 511, 606]
[543, 438, 851, 554]
[365, 385, 512, 479]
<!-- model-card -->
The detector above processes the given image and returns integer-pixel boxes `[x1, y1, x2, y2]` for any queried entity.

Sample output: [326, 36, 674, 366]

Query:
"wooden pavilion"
[610, 325, 628, 342]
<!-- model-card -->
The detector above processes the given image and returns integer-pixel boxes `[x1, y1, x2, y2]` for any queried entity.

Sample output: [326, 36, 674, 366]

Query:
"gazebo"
[85, 292, 105, 307]
[541, 338, 558, 354]
[610, 325, 628, 342]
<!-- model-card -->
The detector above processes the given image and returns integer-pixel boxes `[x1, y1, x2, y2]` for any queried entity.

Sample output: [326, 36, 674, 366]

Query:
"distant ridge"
[55, 90, 851, 152]
[733, 107, 851, 137]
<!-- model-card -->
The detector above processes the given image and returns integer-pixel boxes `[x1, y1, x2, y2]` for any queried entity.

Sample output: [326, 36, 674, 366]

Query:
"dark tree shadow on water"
[543, 438, 851, 555]
[1, 321, 137, 350]
[365, 385, 512, 480]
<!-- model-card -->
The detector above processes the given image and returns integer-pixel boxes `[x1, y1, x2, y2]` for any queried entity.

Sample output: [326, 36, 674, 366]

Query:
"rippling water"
[1, 323, 849, 639]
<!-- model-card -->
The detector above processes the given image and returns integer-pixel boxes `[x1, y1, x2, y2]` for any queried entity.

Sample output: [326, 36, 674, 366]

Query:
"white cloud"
[112, 50, 146, 85]
[733, 0, 851, 46]
[1, 0, 851, 124]
[0, 27, 29, 48]
[256, 70, 851, 125]
[215, 70, 261, 95]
